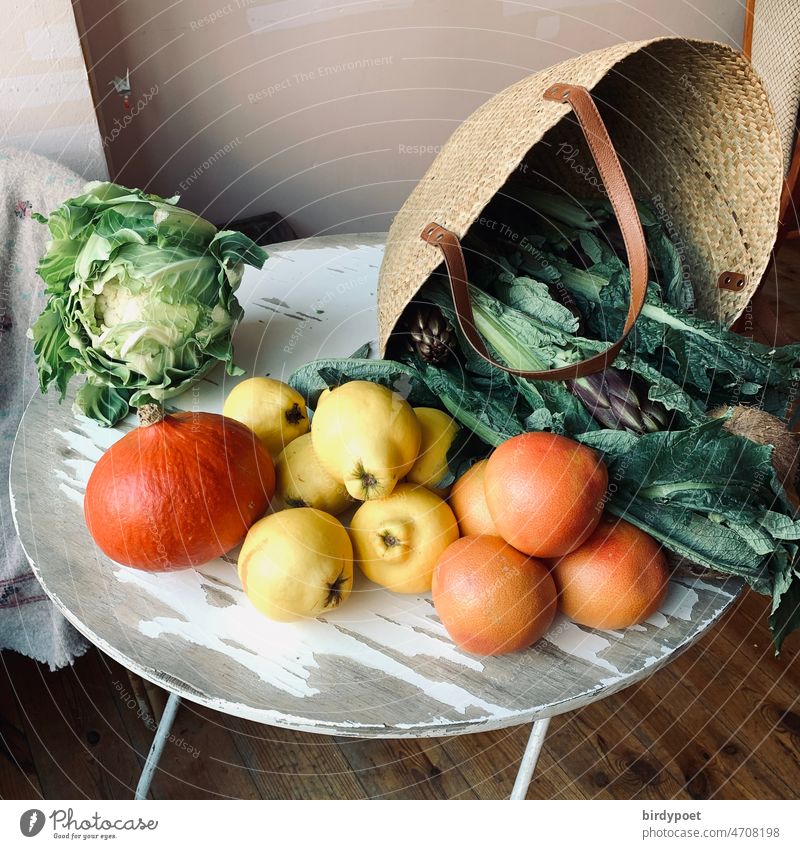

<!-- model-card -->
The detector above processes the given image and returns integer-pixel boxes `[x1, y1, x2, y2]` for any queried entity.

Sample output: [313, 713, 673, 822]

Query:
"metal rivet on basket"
[717, 271, 746, 291]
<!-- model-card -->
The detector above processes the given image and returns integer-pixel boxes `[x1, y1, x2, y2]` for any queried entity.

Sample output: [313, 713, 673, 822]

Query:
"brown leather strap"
[420, 82, 649, 381]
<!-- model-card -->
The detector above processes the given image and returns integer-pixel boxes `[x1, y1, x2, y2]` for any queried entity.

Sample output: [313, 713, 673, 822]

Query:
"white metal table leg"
[510, 717, 551, 800]
[134, 692, 182, 800]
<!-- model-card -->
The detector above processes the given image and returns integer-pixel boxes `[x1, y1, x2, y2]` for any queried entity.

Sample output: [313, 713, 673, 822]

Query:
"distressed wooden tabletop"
[10, 234, 742, 738]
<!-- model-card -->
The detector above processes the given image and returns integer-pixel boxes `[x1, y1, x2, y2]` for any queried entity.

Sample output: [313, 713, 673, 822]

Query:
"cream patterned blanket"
[0, 148, 89, 669]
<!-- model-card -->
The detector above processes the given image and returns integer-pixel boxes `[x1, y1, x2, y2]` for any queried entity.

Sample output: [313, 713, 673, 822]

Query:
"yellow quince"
[311, 381, 421, 500]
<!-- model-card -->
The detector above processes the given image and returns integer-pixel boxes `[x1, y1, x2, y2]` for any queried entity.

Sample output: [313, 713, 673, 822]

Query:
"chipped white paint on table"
[10, 234, 742, 745]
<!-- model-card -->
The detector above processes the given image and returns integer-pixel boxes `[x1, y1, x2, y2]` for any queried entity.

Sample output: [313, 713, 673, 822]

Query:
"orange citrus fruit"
[484, 432, 607, 557]
[551, 516, 668, 629]
[448, 459, 497, 536]
[432, 535, 557, 656]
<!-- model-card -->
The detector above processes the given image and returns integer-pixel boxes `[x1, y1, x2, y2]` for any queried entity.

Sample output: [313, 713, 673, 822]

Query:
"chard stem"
[550, 256, 721, 345]
[438, 396, 506, 447]
[468, 292, 551, 372]
[641, 482, 719, 500]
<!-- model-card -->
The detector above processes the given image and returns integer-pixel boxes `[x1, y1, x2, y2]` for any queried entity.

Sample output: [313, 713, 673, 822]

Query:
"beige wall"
[0, 0, 106, 179]
[9, 1, 746, 232]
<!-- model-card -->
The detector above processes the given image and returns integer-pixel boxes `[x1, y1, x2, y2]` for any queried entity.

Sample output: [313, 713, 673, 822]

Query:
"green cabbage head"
[29, 182, 267, 426]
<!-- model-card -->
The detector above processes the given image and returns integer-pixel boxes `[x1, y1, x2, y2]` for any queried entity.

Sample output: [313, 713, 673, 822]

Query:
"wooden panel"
[619, 662, 794, 799]
[148, 705, 262, 800]
[440, 725, 583, 800]
[110, 676, 261, 800]
[227, 720, 364, 800]
[332, 736, 477, 800]
[2, 612, 797, 800]
[742, 0, 756, 58]
[548, 698, 691, 800]
[3, 650, 141, 798]
[668, 631, 800, 792]
[0, 657, 43, 799]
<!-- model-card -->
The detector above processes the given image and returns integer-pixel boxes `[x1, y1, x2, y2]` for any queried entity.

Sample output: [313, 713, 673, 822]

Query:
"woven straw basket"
[377, 37, 784, 362]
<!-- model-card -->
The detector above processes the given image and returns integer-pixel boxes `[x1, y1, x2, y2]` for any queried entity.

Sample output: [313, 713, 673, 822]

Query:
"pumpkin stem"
[137, 403, 166, 427]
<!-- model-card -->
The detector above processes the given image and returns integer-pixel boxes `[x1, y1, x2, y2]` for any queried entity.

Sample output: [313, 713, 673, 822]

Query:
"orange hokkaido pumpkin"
[84, 404, 275, 571]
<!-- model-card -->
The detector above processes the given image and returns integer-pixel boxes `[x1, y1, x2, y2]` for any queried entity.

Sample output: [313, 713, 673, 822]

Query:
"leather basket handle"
[420, 83, 648, 381]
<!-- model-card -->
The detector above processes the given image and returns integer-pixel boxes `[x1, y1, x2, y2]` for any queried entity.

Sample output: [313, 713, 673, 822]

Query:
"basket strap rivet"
[717, 271, 747, 291]
[543, 83, 574, 103]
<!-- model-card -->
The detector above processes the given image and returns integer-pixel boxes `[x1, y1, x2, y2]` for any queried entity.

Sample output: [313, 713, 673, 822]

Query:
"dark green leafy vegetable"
[289, 357, 440, 409]
[509, 230, 800, 419]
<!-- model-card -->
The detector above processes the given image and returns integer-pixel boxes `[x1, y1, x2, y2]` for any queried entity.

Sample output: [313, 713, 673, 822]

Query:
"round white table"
[10, 234, 742, 799]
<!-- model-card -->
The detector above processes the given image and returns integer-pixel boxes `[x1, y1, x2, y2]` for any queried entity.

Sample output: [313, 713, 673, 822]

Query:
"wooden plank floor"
[2, 243, 799, 801]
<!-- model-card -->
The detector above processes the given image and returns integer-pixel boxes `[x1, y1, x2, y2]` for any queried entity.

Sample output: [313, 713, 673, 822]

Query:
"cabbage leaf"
[29, 182, 267, 425]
